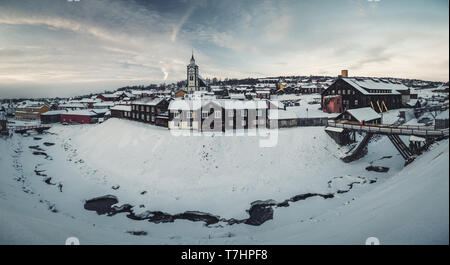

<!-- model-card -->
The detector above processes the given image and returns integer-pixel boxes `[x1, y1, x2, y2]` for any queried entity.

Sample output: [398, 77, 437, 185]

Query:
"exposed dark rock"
[245, 202, 274, 226]
[111, 185, 120, 190]
[84, 195, 118, 215]
[126, 231, 147, 236]
[32, 151, 52, 160]
[174, 211, 220, 225]
[29, 145, 44, 151]
[365, 165, 390, 173]
[277, 200, 290, 207]
[43, 142, 55, 146]
[147, 211, 174, 223]
[108, 204, 133, 216]
[44, 177, 56, 185]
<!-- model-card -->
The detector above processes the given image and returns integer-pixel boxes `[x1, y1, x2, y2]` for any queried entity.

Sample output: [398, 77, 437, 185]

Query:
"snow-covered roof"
[92, 108, 109, 114]
[341, 78, 405, 95]
[62, 110, 97, 116]
[93, 102, 115, 107]
[110, 105, 131, 111]
[435, 110, 449, 120]
[325, 126, 344, 133]
[345, 107, 381, 122]
[59, 103, 86, 108]
[100, 93, 118, 98]
[229, 94, 246, 100]
[41, 110, 68, 116]
[169, 99, 268, 111]
[406, 99, 419, 107]
[133, 97, 166, 106]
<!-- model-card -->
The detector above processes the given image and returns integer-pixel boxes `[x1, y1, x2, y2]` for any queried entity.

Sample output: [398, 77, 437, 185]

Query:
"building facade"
[322, 78, 403, 112]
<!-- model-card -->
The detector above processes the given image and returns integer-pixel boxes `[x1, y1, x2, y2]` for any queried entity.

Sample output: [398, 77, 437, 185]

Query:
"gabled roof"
[111, 105, 132, 111]
[345, 107, 381, 122]
[341, 78, 405, 95]
[436, 110, 449, 120]
[133, 97, 166, 106]
[62, 110, 97, 116]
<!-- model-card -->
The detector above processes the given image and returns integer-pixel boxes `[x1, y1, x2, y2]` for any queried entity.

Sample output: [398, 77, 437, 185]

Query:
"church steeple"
[190, 49, 195, 65]
[187, 50, 199, 92]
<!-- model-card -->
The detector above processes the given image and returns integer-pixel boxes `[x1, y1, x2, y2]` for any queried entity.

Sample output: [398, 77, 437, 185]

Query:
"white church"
[186, 52, 209, 93]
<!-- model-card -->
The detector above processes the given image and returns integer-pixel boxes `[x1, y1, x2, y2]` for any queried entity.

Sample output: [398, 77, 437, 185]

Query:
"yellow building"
[15, 102, 50, 120]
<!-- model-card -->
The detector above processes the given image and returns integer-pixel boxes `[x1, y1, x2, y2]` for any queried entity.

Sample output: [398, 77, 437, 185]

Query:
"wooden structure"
[131, 98, 170, 125]
[14, 125, 51, 134]
[326, 120, 449, 164]
[322, 77, 405, 112]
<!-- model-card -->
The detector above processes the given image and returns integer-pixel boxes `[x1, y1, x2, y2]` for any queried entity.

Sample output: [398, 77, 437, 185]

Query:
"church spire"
[190, 49, 195, 64]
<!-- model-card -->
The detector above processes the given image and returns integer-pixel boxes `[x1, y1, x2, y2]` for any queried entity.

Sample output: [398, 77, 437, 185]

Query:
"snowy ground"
[0, 117, 448, 244]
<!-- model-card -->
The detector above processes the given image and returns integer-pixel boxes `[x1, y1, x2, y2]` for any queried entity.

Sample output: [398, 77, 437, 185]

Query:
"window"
[241, 110, 247, 117]
[141, 114, 144, 119]
[202, 111, 209, 118]
[190, 76, 193, 81]
[229, 120, 233, 126]
[259, 119, 265, 125]
[257, 109, 262, 116]
[146, 106, 150, 112]
[146, 116, 150, 121]
[174, 112, 180, 118]
[228, 111, 234, 117]
[186, 111, 191, 119]
[355, 100, 358, 105]
[241, 120, 246, 126]
[214, 110, 221, 119]
[151, 116, 155, 122]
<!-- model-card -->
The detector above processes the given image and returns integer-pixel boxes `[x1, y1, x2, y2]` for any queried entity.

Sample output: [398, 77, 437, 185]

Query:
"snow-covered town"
[0, 0, 448, 249]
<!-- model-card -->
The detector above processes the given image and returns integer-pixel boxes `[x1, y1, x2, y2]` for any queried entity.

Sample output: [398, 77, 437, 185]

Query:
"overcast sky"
[0, 0, 448, 98]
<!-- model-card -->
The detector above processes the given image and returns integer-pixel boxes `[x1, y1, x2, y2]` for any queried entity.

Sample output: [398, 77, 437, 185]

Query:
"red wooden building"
[322, 95, 343, 113]
[61, 110, 97, 124]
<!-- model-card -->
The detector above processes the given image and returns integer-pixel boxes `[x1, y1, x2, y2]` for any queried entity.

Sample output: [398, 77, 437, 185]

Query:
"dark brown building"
[322, 77, 404, 112]
[131, 98, 170, 125]
[168, 100, 268, 132]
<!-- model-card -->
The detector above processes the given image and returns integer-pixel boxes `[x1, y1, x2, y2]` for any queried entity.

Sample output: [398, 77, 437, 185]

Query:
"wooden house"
[15, 102, 50, 120]
[130, 98, 169, 125]
[168, 99, 268, 132]
[322, 77, 404, 112]
[335, 107, 382, 125]
[40, 110, 68, 124]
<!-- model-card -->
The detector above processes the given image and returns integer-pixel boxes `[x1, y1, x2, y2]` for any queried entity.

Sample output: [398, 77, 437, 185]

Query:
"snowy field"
[0, 117, 448, 244]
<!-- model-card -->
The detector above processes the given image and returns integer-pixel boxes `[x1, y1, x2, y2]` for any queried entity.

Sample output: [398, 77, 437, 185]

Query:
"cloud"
[171, 5, 196, 42]
[0, 0, 448, 98]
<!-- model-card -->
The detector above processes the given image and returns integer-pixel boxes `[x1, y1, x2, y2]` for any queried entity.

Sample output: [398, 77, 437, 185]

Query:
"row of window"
[331, 89, 356, 95]
[132, 105, 156, 112]
[125, 111, 156, 122]
[174, 119, 265, 127]
[174, 109, 264, 119]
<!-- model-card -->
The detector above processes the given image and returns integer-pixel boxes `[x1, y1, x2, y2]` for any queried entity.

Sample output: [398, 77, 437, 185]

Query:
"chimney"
[341, 70, 348, 78]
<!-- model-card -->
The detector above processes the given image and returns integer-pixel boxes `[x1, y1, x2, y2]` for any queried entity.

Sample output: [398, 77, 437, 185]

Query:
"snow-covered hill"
[0, 118, 448, 244]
